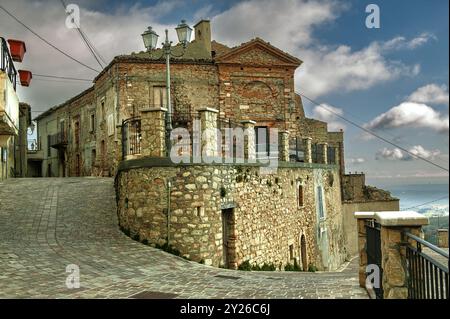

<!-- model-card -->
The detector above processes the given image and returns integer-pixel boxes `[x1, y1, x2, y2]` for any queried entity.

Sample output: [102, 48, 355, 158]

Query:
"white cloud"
[349, 158, 366, 164]
[376, 145, 441, 161]
[211, 0, 344, 52]
[296, 42, 420, 97]
[365, 102, 449, 133]
[408, 84, 449, 106]
[381, 32, 436, 51]
[312, 104, 346, 131]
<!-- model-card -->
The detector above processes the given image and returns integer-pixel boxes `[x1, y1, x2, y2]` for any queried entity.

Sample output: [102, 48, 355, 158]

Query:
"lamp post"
[142, 21, 192, 157]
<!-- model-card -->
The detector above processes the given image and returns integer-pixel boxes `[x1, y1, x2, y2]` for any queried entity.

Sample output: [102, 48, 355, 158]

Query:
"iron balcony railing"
[405, 232, 449, 299]
[0, 37, 17, 91]
[122, 116, 141, 159]
[49, 131, 68, 148]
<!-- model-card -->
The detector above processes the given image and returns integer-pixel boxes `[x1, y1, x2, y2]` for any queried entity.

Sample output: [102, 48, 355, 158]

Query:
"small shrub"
[132, 234, 140, 242]
[141, 238, 149, 245]
[238, 260, 252, 271]
[308, 264, 317, 272]
[261, 262, 276, 271]
[284, 263, 295, 271]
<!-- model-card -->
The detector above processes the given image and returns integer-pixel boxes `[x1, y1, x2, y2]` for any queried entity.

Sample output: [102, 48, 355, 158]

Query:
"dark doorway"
[75, 154, 81, 177]
[221, 208, 235, 268]
[300, 234, 308, 271]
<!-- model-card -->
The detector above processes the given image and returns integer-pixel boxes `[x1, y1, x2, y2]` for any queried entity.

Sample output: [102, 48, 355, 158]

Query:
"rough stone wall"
[116, 162, 346, 271]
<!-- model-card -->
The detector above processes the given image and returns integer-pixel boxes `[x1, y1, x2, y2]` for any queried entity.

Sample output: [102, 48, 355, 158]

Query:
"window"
[317, 186, 325, 219]
[255, 126, 269, 158]
[107, 114, 115, 136]
[91, 149, 96, 167]
[101, 98, 106, 120]
[289, 244, 294, 260]
[47, 135, 51, 156]
[90, 113, 96, 133]
[298, 184, 304, 207]
[153, 86, 167, 108]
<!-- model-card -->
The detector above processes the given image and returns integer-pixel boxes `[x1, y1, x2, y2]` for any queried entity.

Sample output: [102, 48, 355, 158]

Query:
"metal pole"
[164, 29, 173, 158]
[167, 179, 171, 246]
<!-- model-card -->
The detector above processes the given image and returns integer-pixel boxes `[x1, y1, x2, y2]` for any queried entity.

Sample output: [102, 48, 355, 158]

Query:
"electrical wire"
[59, 0, 105, 69]
[0, 4, 101, 73]
[33, 74, 92, 81]
[297, 91, 449, 173]
[401, 196, 449, 211]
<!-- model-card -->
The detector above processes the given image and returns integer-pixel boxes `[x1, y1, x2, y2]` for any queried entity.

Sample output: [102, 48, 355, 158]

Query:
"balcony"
[0, 37, 19, 147]
[49, 131, 68, 149]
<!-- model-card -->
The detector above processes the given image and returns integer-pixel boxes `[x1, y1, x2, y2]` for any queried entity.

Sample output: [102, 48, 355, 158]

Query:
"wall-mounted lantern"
[18, 70, 32, 87]
[7, 39, 26, 62]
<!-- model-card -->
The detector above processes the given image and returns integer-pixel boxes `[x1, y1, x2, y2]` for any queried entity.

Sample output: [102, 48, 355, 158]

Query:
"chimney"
[194, 20, 211, 57]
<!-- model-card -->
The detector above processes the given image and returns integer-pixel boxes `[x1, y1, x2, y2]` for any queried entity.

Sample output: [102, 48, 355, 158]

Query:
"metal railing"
[327, 147, 336, 164]
[289, 137, 305, 162]
[405, 232, 449, 299]
[49, 131, 68, 148]
[122, 116, 141, 159]
[27, 139, 40, 151]
[366, 220, 384, 299]
[0, 37, 17, 90]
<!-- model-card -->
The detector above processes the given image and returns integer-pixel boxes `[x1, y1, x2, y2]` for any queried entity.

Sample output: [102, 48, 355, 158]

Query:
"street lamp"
[141, 21, 192, 157]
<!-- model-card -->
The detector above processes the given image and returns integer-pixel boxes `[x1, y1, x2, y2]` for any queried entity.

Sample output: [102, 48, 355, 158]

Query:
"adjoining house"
[33, 20, 399, 270]
[1, 37, 31, 180]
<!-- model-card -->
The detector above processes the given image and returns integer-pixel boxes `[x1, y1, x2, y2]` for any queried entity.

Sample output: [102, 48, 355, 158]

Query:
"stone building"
[1, 38, 31, 180]
[34, 20, 398, 270]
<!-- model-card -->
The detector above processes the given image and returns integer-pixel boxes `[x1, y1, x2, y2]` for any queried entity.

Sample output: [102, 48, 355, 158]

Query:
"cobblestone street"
[0, 178, 368, 299]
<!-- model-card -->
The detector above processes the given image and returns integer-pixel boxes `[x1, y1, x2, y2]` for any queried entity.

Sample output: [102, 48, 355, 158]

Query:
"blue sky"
[1, 0, 448, 185]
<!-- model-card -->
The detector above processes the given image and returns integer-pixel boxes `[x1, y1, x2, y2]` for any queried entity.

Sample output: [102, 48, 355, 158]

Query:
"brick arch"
[240, 80, 276, 100]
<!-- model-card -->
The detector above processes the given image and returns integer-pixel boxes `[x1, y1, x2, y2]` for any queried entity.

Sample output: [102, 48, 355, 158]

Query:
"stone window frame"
[89, 113, 96, 133]
[100, 97, 106, 122]
[316, 185, 326, 221]
[296, 179, 305, 208]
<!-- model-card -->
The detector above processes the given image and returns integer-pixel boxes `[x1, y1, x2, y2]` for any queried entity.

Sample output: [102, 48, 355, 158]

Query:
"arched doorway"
[300, 234, 308, 271]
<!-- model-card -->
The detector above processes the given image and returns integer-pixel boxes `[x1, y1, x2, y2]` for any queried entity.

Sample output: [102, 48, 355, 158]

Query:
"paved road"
[0, 178, 368, 299]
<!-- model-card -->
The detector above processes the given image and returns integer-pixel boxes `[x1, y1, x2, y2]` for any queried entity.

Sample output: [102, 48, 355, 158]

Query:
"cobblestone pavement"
[0, 178, 368, 299]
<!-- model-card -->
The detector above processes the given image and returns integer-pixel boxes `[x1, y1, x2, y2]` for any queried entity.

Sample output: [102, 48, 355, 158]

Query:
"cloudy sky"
[1, 0, 448, 185]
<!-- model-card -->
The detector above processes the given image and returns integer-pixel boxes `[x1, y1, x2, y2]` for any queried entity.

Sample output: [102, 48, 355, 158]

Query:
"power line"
[401, 196, 449, 211]
[0, 4, 101, 73]
[297, 91, 449, 173]
[59, 0, 105, 69]
[33, 73, 92, 81]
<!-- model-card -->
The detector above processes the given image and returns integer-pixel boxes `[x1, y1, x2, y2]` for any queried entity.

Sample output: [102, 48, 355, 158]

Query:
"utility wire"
[59, 0, 105, 69]
[0, 4, 100, 73]
[297, 91, 449, 173]
[33, 73, 92, 81]
[401, 196, 449, 211]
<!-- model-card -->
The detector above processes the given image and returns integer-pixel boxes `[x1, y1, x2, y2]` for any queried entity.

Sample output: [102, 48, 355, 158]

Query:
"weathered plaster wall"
[343, 200, 400, 258]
